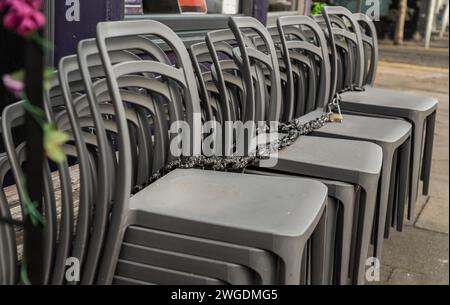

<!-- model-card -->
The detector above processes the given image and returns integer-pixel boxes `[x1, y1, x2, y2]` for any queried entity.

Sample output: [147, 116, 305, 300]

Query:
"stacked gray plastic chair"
[204, 16, 384, 285]
[272, 14, 413, 265]
[190, 39, 359, 285]
[75, 38, 283, 285]
[60, 45, 261, 286]
[72, 38, 280, 285]
[325, 8, 438, 223]
[314, 10, 415, 239]
[87, 19, 332, 285]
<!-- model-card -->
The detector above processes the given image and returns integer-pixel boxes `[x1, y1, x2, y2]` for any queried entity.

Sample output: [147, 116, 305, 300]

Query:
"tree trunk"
[394, 0, 408, 45]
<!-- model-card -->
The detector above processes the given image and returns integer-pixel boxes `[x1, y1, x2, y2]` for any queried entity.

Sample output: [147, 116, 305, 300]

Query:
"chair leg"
[396, 138, 412, 232]
[384, 150, 398, 239]
[311, 210, 328, 285]
[409, 122, 426, 220]
[276, 237, 306, 285]
[353, 183, 378, 285]
[340, 199, 355, 285]
[373, 154, 394, 259]
[324, 198, 338, 284]
[421, 111, 436, 196]
[300, 244, 309, 285]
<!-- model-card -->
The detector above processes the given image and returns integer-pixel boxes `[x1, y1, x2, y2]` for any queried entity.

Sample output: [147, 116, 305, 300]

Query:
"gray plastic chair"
[189, 40, 358, 285]
[56, 44, 280, 285]
[314, 10, 415, 237]
[56, 43, 188, 284]
[205, 16, 383, 285]
[274, 15, 412, 264]
[92, 19, 330, 285]
[63, 41, 268, 285]
[334, 11, 439, 221]
[74, 37, 286, 284]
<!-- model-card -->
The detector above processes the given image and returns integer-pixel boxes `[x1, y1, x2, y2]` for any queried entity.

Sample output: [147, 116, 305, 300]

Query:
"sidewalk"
[379, 35, 449, 68]
[372, 61, 449, 285]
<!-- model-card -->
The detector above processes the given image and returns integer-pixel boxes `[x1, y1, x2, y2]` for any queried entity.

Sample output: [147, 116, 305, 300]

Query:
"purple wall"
[54, 0, 124, 62]
[252, 0, 269, 25]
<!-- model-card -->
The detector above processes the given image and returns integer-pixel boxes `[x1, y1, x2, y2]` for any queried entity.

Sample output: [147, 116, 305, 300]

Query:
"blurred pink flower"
[2, 73, 25, 98]
[0, 0, 46, 36]
[0, 0, 43, 11]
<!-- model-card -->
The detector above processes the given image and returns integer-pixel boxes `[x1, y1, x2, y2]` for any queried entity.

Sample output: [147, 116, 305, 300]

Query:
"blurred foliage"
[311, 2, 327, 15]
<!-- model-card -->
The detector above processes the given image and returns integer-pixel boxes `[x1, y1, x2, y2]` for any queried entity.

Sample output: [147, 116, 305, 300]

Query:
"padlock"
[329, 113, 344, 123]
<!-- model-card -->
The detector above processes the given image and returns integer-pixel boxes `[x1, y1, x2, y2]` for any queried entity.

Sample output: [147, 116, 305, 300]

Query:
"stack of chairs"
[0, 6, 437, 285]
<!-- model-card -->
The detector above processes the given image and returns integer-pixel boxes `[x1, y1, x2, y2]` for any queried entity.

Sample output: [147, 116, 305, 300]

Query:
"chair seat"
[276, 136, 383, 175]
[130, 169, 328, 237]
[340, 86, 438, 114]
[297, 109, 412, 144]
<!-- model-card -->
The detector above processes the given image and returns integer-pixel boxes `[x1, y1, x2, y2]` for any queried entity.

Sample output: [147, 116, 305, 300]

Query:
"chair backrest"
[322, 6, 365, 93]
[0, 153, 20, 285]
[191, 38, 242, 154]
[58, 53, 124, 285]
[205, 29, 244, 124]
[277, 15, 332, 114]
[74, 35, 188, 283]
[188, 43, 215, 123]
[54, 58, 95, 282]
[78, 38, 170, 179]
[228, 17, 282, 124]
[1, 101, 74, 285]
[353, 13, 378, 86]
[95, 19, 202, 284]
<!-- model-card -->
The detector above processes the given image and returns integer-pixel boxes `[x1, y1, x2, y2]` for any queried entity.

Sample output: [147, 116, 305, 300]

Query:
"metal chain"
[144, 83, 365, 187]
[134, 112, 333, 193]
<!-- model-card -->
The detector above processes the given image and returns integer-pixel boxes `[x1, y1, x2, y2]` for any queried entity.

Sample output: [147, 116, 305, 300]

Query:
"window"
[267, 0, 302, 27]
[268, 0, 299, 12]
[125, 0, 143, 15]
[124, 0, 252, 32]
[125, 0, 242, 15]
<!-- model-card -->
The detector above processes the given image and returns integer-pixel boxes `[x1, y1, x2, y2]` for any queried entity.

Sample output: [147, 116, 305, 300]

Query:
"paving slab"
[387, 268, 449, 285]
[426, 173, 449, 200]
[431, 160, 449, 177]
[368, 265, 394, 285]
[375, 63, 449, 95]
[381, 226, 449, 280]
[416, 196, 449, 234]
[432, 144, 449, 162]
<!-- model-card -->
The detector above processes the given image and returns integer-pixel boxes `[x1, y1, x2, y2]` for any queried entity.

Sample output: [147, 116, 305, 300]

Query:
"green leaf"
[29, 31, 54, 51]
[43, 123, 70, 163]
[19, 179, 46, 228]
[311, 2, 327, 16]
[20, 262, 32, 285]
[23, 98, 45, 127]
[10, 70, 25, 82]
[43, 68, 55, 91]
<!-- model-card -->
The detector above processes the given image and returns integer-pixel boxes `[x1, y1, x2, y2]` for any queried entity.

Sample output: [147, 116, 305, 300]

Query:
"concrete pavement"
[379, 35, 449, 68]
[371, 61, 449, 285]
